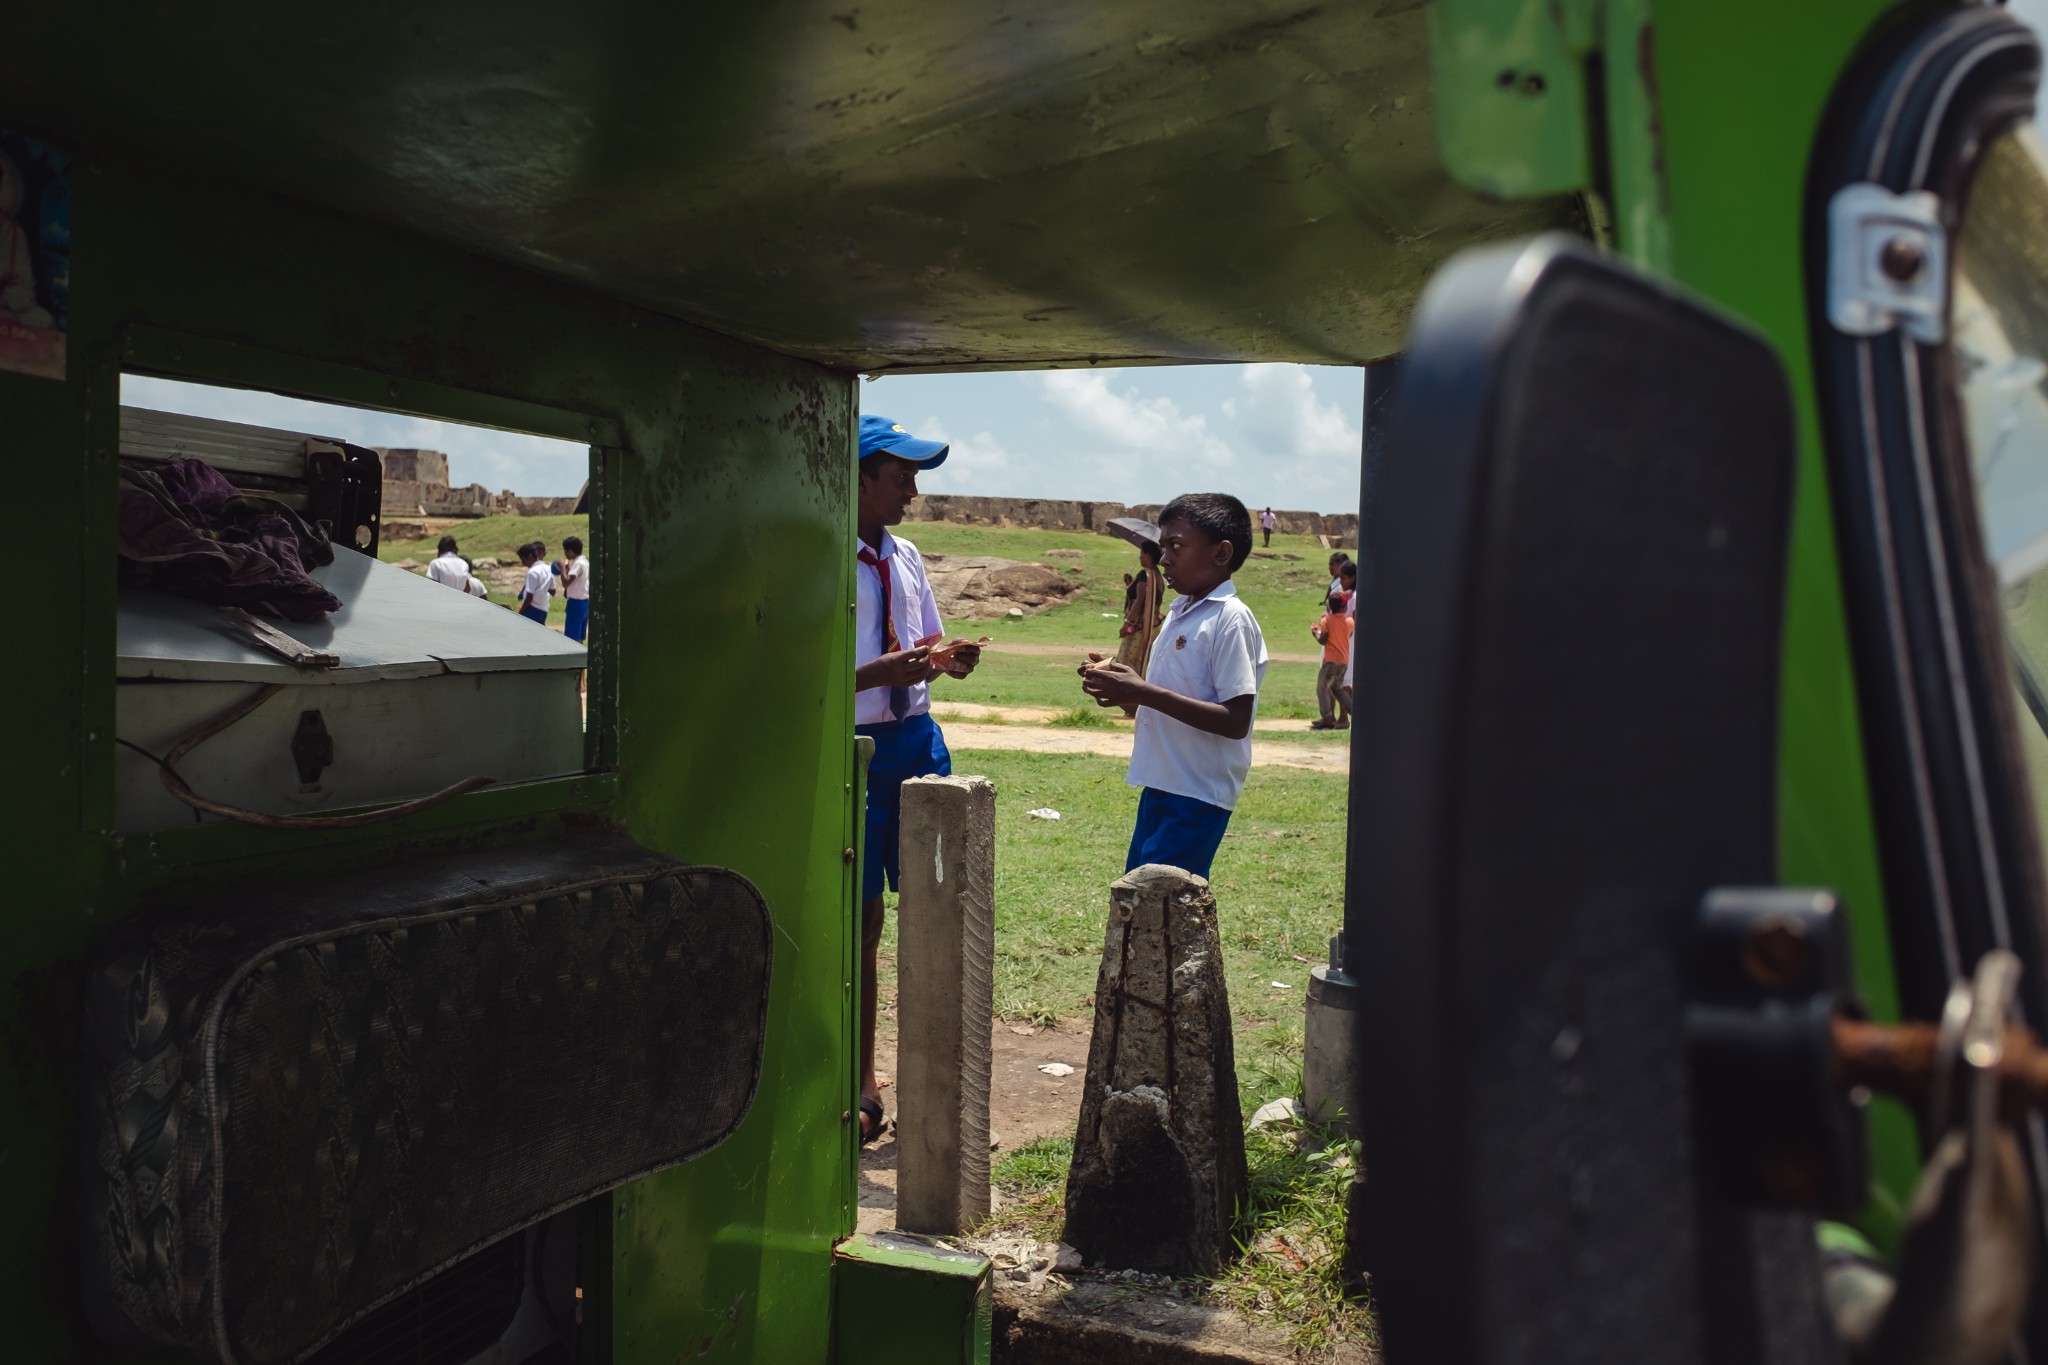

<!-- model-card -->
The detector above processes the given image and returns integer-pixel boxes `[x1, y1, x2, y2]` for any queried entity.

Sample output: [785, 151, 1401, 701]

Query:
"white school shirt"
[521, 562, 554, 613]
[1127, 579, 1268, 811]
[427, 553, 487, 598]
[1261, 511, 1276, 529]
[855, 529, 945, 725]
[562, 556, 590, 601]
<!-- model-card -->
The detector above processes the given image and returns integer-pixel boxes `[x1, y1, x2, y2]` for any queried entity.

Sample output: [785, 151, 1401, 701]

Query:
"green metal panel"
[1428, 0, 1921, 1247]
[1650, 0, 1921, 1248]
[833, 1235, 993, 1365]
[0, 143, 861, 1361]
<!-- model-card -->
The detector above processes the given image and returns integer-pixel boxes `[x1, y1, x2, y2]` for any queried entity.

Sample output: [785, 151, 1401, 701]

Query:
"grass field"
[877, 748, 1346, 1110]
[383, 516, 1347, 713]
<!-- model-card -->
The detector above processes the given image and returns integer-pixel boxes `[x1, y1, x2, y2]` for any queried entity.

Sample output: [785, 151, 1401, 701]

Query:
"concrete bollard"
[894, 774, 997, 1235]
[1302, 930, 1361, 1136]
[1063, 864, 1247, 1276]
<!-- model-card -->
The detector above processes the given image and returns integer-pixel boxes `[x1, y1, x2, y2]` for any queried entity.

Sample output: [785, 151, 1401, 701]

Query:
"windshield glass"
[1956, 122, 2048, 808]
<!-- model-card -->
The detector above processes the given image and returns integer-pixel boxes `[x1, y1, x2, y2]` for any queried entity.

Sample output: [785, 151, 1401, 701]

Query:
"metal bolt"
[1879, 235, 1926, 283]
[843, 846, 857, 863]
[1741, 916, 1812, 990]
[1521, 73, 1547, 96]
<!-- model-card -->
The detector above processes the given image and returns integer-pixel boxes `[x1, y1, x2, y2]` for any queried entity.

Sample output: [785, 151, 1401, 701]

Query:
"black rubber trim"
[1807, 6, 2048, 1353]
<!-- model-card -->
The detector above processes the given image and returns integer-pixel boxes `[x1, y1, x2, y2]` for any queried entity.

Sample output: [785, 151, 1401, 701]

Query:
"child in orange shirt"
[1310, 591, 1352, 730]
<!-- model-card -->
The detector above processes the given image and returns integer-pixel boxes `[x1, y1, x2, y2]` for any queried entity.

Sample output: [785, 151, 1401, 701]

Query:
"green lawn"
[380, 516, 1343, 699]
[940, 649, 1331, 721]
[878, 748, 1346, 1112]
[903, 523, 1348, 650]
[379, 513, 591, 570]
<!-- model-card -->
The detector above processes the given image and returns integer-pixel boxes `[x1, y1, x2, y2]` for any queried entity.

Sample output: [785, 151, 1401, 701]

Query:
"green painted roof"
[6, 2, 1572, 370]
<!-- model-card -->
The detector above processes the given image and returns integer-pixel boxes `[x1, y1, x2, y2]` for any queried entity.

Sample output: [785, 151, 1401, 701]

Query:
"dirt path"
[859, 1016, 1092, 1234]
[980, 640, 1323, 665]
[935, 719, 1348, 772]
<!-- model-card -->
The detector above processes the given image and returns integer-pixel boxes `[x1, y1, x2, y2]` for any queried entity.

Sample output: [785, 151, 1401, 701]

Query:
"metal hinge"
[1828, 183, 1948, 343]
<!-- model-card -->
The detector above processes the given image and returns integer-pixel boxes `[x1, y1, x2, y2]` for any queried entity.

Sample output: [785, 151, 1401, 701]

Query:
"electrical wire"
[148, 683, 494, 829]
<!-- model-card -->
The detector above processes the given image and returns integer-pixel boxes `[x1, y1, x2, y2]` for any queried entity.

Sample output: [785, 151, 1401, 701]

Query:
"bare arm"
[1078, 660, 1255, 740]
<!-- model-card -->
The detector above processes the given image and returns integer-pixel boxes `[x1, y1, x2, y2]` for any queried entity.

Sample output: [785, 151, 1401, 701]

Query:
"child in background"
[1079, 492, 1267, 880]
[1337, 559, 1357, 608]
[559, 535, 590, 642]
[517, 543, 553, 625]
[426, 535, 488, 598]
[1310, 591, 1352, 730]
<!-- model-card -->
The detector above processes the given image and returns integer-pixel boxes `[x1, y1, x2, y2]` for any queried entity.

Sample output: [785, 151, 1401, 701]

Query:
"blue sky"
[865, 365, 1364, 511]
[125, 362, 1366, 510]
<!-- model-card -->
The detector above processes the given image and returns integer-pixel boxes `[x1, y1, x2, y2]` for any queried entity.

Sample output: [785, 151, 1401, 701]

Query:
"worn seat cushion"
[81, 832, 773, 1365]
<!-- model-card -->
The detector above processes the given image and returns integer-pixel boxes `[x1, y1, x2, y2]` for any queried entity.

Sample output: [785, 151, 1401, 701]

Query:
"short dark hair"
[437, 535, 458, 555]
[1328, 592, 1345, 612]
[857, 451, 905, 485]
[1339, 560, 1357, 580]
[563, 535, 583, 555]
[1328, 550, 1350, 564]
[1158, 493, 1253, 573]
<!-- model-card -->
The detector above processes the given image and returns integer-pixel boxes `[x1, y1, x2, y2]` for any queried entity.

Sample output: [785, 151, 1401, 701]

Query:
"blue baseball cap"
[859, 414, 949, 467]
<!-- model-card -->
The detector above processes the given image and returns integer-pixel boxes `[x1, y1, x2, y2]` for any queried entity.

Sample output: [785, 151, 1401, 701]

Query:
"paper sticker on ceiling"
[0, 129, 68, 380]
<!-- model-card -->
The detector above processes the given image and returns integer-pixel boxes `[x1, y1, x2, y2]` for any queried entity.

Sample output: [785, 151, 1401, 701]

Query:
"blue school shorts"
[1126, 787, 1233, 880]
[519, 605, 549, 625]
[563, 597, 590, 641]
[857, 712, 953, 902]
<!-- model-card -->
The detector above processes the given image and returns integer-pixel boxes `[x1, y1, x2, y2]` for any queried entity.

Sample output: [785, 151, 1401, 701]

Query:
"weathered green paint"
[1653, 0, 1923, 1250]
[834, 1235, 994, 1365]
[1, 144, 861, 1360]
[1432, 0, 1922, 1247]
[1429, 0, 1598, 199]
[3, 3, 1575, 373]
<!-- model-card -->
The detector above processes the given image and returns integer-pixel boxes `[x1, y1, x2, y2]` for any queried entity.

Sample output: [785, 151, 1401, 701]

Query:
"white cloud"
[916, 416, 1010, 490]
[1041, 370, 1235, 467]
[1235, 363, 1360, 460]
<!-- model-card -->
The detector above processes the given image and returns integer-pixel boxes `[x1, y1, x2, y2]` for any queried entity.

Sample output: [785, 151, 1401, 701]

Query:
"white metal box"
[116, 549, 586, 831]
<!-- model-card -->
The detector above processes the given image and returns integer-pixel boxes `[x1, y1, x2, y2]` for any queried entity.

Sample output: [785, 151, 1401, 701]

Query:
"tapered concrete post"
[895, 774, 996, 1234]
[1064, 864, 1247, 1276]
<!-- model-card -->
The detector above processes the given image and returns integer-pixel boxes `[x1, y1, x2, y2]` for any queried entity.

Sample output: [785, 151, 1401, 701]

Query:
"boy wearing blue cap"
[1078, 492, 1268, 880]
[853, 414, 983, 1145]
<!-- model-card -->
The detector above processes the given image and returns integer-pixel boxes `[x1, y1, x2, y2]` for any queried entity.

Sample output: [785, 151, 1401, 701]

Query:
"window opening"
[114, 375, 596, 832]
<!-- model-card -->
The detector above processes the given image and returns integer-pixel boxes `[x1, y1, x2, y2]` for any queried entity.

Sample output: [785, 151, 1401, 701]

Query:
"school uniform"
[561, 556, 591, 641]
[1125, 579, 1268, 878]
[519, 562, 553, 624]
[856, 528, 951, 902]
[425, 552, 487, 597]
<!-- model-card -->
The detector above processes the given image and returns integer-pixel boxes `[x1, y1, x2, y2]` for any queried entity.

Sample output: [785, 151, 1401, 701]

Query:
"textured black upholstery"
[81, 833, 773, 1365]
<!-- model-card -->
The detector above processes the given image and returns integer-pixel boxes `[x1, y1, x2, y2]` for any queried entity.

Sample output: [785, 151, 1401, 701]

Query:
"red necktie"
[859, 546, 910, 719]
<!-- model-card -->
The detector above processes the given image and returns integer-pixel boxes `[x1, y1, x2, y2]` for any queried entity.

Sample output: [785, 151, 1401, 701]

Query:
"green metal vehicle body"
[0, 0, 1987, 1360]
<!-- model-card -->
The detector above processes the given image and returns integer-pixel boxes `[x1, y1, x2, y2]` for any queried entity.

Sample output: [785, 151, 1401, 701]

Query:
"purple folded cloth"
[118, 458, 342, 621]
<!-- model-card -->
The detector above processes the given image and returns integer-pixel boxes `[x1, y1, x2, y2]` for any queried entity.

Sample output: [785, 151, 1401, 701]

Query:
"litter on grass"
[1026, 808, 1061, 821]
[1271, 981, 1290, 988]
[1038, 1062, 1076, 1077]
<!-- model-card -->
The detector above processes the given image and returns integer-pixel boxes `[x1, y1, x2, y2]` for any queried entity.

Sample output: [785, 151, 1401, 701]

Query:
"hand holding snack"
[859, 645, 934, 690]
[929, 635, 989, 677]
[1079, 657, 1146, 708]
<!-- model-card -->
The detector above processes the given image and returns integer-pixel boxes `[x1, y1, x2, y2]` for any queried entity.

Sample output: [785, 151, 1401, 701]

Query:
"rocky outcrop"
[923, 555, 1084, 620]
